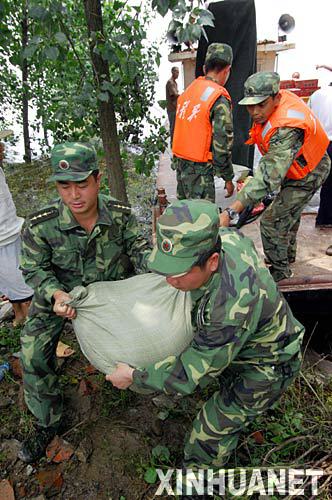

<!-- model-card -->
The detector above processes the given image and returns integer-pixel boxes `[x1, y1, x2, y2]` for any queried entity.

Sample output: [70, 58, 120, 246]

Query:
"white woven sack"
[69, 273, 193, 375]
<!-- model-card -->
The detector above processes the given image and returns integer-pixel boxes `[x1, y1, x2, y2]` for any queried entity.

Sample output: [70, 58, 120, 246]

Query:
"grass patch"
[0, 324, 22, 353]
[4, 159, 57, 218]
[101, 380, 139, 415]
[239, 369, 332, 468]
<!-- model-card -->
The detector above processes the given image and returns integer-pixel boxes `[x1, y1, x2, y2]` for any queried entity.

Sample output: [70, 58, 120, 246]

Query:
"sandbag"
[69, 273, 193, 375]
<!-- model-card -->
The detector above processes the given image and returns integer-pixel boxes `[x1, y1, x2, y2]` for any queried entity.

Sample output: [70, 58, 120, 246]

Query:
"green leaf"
[267, 422, 286, 435]
[22, 44, 38, 59]
[101, 42, 118, 64]
[176, 26, 190, 44]
[100, 80, 120, 96]
[144, 467, 157, 484]
[172, 0, 187, 17]
[157, 409, 169, 420]
[30, 35, 42, 45]
[29, 5, 47, 20]
[152, 0, 169, 17]
[169, 0, 180, 9]
[100, 81, 113, 92]
[98, 92, 109, 102]
[271, 435, 284, 444]
[152, 445, 170, 462]
[198, 10, 215, 27]
[157, 100, 167, 110]
[113, 0, 124, 10]
[54, 32, 67, 45]
[44, 46, 59, 61]
[188, 24, 202, 42]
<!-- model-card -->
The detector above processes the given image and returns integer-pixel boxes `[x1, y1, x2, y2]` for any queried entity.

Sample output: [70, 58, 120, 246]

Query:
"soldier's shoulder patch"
[107, 198, 132, 215]
[28, 207, 59, 226]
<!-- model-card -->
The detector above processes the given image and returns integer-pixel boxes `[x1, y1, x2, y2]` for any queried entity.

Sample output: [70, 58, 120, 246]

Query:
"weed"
[0, 324, 22, 353]
[101, 381, 138, 415]
[132, 444, 172, 485]
[59, 374, 80, 387]
[232, 367, 332, 472]
[18, 408, 35, 436]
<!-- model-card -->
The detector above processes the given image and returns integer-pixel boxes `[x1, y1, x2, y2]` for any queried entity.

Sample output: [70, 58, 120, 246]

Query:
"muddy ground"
[1, 158, 332, 499]
[0, 320, 191, 499]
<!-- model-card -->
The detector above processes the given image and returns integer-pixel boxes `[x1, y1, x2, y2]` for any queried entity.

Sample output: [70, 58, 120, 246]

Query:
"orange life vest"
[172, 77, 231, 163]
[246, 90, 329, 180]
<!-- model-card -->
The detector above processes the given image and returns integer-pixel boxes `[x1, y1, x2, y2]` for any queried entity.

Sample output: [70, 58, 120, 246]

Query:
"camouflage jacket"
[133, 229, 304, 395]
[20, 194, 151, 304]
[174, 78, 234, 181]
[236, 127, 305, 207]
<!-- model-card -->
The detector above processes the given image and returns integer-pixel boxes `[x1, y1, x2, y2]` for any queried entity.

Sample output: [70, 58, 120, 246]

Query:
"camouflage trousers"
[21, 296, 65, 429]
[260, 152, 331, 282]
[183, 355, 301, 470]
[175, 159, 216, 203]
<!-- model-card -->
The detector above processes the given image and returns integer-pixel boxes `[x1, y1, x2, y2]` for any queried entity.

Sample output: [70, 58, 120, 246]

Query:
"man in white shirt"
[309, 83, 332, 255]
[0, 132, 33, 324]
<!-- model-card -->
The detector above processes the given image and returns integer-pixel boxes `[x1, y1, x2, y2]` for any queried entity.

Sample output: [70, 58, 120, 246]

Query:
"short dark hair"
[205, 59, 229, 73]
[193, 236, 221, 269]
[91, 169, 100, 180]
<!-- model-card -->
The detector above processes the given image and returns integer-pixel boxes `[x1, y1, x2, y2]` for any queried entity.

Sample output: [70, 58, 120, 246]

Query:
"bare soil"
[0, 321, 193, 499]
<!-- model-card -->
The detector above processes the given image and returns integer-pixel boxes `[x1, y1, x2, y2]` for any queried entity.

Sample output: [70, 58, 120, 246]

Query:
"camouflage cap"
[48, 142, 98, 182]
[238, 71, 280, 105]
[148, 199, 220, 276]
[205, 43, 233, 66]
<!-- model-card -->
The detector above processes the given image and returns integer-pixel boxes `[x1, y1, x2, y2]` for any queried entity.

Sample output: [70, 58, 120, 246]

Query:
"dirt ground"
[0, 319, 193, 499]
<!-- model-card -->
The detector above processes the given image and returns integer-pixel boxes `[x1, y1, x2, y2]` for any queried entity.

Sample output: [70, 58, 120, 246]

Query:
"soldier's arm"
[236, 127, 304, 208]
[132, 285, 251, 395]
[123, 211, 151, 273]
[20, 223, 64, 304]
[210, 96, 234, 181]
[133, 323, 250, 395]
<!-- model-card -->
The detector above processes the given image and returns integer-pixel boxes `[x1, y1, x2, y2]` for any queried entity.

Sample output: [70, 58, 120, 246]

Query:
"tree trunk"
[37, 79, 50, 149]
[83, 0, 128, 202]
[43, 121, 50, 149]
[22, 0, 32, 163]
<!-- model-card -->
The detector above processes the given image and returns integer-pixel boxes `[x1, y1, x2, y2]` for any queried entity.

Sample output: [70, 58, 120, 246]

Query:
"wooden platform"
[241, 214, 332, 292]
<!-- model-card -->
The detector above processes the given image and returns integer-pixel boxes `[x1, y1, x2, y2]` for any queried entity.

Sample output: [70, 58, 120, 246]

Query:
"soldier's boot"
[269, 267, 294, 282]
[18, 425, 58, 463]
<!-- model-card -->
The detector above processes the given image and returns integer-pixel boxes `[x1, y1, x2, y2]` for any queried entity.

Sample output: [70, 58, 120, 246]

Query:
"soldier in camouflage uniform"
[18, 142, 151, 463]
[220, 71, 331, 282]
[107, 200, 304, 476]
[172, 43, 235, 203]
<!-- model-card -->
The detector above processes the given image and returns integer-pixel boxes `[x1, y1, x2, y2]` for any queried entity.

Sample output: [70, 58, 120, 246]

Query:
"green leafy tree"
[0, 0, 213, 200]
[153, 0, 215, 44]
